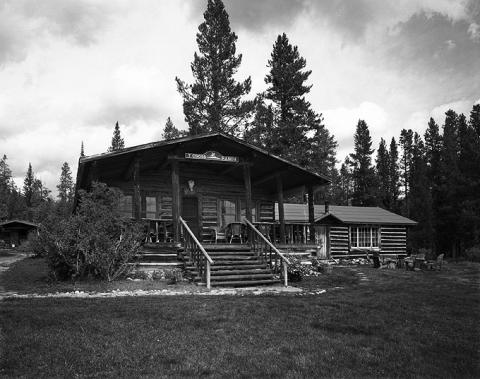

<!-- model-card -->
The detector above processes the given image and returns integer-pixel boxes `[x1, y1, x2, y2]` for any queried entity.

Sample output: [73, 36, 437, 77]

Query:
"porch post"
[243, 164, 252, 222]
[276, 174, 286, 244]
[171, 160, 180, 243]
[171, 159, 180, 243]
[133, 157, 141, 220]
[308, 185, 315, 243]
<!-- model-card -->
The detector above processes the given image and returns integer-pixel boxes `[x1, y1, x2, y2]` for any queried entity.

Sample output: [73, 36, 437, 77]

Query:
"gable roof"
[76, 133, 330, 193]
[276, 203, 417, 225]
[0, 220, 38, 228]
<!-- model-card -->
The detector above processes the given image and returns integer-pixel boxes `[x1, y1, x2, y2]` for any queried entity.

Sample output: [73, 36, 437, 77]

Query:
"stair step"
[211, 269, 272, 276]
[211, 264, 267, 270]
[135, 262, 184, 267]
[209, 256, 260, 260]
[140, 252, 178, 257]
[203, 244, 252, 251]
[211, 273, 274, 281]
[211, 279, 281, 287]
[207, 251, 256, 256]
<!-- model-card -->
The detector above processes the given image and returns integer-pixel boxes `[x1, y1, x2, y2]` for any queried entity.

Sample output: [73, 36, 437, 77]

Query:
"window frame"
[350, 225, 380, 250]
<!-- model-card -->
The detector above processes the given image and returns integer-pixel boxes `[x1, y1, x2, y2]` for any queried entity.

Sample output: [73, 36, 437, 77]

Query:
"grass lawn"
[0, 260, 479, 378]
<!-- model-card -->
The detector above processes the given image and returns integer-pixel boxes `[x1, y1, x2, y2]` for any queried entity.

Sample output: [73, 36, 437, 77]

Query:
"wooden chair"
[228, 223, 244, 243]
[425, 253, 444, 270]
[210, 227, 227, 244]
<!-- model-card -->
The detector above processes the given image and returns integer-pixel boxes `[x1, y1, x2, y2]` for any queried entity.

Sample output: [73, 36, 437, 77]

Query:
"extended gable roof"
[0, 220, 38, 228]
[76, 133, 330, 193]
[276, 204, 417, 225]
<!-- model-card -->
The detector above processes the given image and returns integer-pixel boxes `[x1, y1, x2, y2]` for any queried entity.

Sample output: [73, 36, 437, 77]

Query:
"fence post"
[283, 260, 288, 287]
[206, 260, 211, 289]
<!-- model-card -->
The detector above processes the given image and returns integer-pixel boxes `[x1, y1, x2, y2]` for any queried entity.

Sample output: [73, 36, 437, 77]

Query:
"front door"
[182, 197, 200, 239]
[316, 226, 327, 258]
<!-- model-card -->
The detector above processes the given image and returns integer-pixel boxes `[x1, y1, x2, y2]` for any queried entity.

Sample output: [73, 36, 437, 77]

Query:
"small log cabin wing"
[75, 133, 331, 244]
[0, 220, 38, 247]
[277, 203, 417, 257]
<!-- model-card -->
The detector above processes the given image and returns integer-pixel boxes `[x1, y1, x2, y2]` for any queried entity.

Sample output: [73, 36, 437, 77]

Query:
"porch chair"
[210, 227, 227, 244]
[425, 253, 444, 271]
[228, 223, 244, 244]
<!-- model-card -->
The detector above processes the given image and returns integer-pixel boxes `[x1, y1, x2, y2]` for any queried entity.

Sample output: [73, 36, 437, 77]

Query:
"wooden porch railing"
[179, 217, 214, 289]
[244, 218, 290, 286]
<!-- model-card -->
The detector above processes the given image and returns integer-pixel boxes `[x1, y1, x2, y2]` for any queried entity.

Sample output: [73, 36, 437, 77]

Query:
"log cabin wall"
[328, 226, 349, 256]
[380, 226, 407, 255]
[105, 162, 275, 241]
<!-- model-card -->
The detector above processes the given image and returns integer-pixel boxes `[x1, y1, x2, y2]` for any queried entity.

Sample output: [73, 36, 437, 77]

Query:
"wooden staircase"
[135, 243, 183, 272]
[183, 244, 281, 287]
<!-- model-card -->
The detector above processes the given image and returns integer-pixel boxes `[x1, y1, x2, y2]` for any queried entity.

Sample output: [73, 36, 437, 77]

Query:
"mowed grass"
[0, 263, 479, 378]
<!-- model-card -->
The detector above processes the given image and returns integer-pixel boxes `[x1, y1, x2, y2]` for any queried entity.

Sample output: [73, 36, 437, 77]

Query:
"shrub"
[465, 246, 480, 262]
[40, 182, 143, 281]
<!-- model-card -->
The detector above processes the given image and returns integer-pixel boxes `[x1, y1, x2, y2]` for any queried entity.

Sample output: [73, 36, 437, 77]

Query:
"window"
[119, 195, 133, 218]
[145, 196, 157, 219]
[240, 200, 256, 222]
[220, 199, 236, 228]
[350, 226, 379, 249]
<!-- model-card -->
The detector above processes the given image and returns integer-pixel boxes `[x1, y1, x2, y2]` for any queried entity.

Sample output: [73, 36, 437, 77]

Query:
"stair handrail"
[179, 217, 213, 288]
[243, 218, 290, 286]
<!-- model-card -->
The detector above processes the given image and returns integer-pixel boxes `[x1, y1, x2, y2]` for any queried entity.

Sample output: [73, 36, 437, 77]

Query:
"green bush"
[38, 182, 143, 281]
[465, 246, 480, 262]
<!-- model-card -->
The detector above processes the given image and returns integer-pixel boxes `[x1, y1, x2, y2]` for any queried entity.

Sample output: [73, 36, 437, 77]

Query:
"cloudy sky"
[0, 0, 479, 196]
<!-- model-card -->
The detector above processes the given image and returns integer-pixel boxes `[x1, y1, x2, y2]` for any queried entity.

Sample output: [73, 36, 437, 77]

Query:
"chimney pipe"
[325, 201, 330, 214]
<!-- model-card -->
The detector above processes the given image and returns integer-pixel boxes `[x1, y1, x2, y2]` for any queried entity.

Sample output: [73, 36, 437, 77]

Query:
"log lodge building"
[75, 133, 416, 287]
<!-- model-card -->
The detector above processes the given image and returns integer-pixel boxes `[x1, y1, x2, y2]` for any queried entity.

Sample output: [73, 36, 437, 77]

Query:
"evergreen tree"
[23, 163, 35, 208]
[338, 157, 354, 205]
[437, 110, 460, 258]
[263, 33, 312, 164]
[80, 141, 85, 157]
[399, 129, 414, 216]
[457, 110, 480, 250]
[57, 162, 75, 204]
[470, 103, 480, 136]
[244, 96, 274, 148]
[376, 138, 391, 209]
[349, 120, 377, 206]
[108, 122, 125, 152]
[388, 137, 401, 212]
[162, 117, 183, 140]
[175, 0, 253, 136]
[408, 133, 434, 250]
[0, 155, 12, 219]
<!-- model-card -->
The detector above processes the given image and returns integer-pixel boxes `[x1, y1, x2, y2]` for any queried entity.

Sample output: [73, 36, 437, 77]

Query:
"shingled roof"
[276, 204, 417, 225]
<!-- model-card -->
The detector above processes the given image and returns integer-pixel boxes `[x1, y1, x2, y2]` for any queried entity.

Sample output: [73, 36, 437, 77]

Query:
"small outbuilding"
[0, 220, 38, 247]
[279, 203, 417, 258]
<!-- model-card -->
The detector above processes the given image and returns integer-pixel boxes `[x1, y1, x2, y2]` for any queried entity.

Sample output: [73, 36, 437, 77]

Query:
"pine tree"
[408, 132, 434, 249]
[338, 157, 354, 205]
[399, 129, 414, 216]
[437, 110, 460, 258]
[457, 109, 480, 250]
[23, 163, 35, 207]
[388, 138, 401, 212]
[108, 122, 125, 152]
[0, 155, 13, 219]
[175, 0, 253, 136]
[80, 141, 85, 157]
[162, 117, 183, 140]
[376, 138, 391, 209]
[349, 120, 377, 206]
[244, 96, 274, 149]
[263, 33, 312, 164]
[57, 162, 75, 204]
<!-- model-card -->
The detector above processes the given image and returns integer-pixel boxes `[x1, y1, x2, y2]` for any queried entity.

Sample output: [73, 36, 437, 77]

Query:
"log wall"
[380, 226, 407, 255]
[328, 226, 349, 256]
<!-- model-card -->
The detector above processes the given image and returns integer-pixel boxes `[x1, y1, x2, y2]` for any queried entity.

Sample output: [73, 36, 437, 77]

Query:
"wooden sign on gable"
[185, 151, 239, 163]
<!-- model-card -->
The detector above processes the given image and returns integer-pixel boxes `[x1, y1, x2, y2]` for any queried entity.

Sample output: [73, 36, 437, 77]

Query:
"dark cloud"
[384, 10, 480, 100]
[187, 0, 376, 42]
[0, 0, 116, 65]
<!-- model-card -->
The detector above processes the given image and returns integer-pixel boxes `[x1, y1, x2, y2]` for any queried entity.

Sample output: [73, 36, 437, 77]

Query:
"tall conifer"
[108, 122, 125, 152]
[176, 0, 252, 135]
